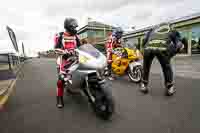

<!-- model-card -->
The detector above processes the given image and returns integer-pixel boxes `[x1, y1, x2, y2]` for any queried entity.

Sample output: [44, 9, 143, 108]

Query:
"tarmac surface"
[0, 58, 200, 133]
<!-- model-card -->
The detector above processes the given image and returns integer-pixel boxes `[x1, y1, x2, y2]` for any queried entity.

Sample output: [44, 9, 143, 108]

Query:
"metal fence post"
[8, 54, 12, 70]
[18, 56, 21, 64]
[11, 55, 14, 66]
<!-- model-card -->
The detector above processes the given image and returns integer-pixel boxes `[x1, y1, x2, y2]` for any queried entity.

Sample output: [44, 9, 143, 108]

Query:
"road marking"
[0, 62, 24, 108]
[0, 79, 16, 107]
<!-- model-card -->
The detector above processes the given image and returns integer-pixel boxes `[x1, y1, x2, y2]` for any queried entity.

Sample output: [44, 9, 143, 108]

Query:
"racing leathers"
[140, 23, 184, 96]
[54, 31, 81, 107]
[105, 35, 122, 79]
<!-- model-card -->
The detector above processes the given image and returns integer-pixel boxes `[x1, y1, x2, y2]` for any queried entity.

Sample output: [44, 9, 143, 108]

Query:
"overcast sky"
[0, 0, 200, 56]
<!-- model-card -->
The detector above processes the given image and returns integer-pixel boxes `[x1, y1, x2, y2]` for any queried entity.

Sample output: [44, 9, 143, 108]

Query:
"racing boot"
[140, 82, 149, 94]
[165, 84, 176, 96]
[56, 96, 64, 108]
[56, 80, 64, 108]
[108, 75, 115, 81]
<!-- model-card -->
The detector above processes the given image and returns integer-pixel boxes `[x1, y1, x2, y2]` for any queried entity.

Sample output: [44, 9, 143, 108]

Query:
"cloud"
[44, 0, 133, 17]
[82, 0, 133, 12]
[0, 0, 200, 56]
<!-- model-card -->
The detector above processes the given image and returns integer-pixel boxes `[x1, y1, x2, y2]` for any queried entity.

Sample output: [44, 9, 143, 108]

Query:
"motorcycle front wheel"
[128, 65, 142, 83]
[90, 84, 115, 120]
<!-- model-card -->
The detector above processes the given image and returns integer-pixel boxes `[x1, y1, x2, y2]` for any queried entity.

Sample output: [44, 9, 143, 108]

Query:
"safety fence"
[0, 53, 25, 71]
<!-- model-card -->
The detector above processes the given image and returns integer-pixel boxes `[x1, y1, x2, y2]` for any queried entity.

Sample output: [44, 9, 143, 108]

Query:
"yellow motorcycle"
[105, 46, 143, 83]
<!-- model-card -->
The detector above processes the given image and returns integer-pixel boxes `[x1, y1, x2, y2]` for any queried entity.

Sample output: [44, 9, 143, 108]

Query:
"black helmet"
[112, 27, 124, 39]
[64, 18, 78, 35]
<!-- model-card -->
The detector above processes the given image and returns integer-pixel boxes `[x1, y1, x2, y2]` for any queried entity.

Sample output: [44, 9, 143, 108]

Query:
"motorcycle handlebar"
[55, 49, 78, 56]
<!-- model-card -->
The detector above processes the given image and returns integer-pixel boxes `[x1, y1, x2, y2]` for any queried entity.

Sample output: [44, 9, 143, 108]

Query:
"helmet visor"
[70, 19, 78, 28]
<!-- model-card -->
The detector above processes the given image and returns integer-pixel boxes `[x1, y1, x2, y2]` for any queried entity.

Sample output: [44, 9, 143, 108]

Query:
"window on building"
[95, 31, 104, 38]
[79, 32, 88, 39]
[87, 30, 96, 44]
[178, 30, 189, 54]
[125, 37, 140, 50]
[132, 38, 140, 50]
[191, 25, 200, 54]
[88, 30, 95, 38]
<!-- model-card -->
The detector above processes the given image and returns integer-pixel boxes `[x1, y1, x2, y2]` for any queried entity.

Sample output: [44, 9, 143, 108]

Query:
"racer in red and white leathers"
[54, 18, 81, 108]
[105, 27, 123, 80]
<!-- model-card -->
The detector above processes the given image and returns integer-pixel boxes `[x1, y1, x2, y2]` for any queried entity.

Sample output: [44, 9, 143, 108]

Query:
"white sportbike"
[55, 44, 115, 120]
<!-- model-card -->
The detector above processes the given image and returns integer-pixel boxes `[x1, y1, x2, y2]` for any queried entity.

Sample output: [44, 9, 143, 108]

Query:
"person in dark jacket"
[140, 23, 184, 96]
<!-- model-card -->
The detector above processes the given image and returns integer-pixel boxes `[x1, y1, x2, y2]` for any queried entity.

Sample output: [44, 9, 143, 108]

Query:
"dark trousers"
[142, 49, 174, 87]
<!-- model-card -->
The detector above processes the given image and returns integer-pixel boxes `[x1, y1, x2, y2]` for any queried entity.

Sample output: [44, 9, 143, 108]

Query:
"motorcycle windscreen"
[78, 44, 100, 58]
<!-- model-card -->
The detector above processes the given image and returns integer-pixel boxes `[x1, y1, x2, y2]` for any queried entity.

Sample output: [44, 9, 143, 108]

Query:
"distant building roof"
[124, 12, 200, 38]
[170, 12, 200, 24]
[123, 26, 153, 37]
[78, 21, 116, 34]
[88, 21, 113, 28]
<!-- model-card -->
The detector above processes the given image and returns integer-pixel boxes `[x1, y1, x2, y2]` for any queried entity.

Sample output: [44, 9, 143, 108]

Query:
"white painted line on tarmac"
[0, 79, 16, 106]
[0, 62, 24, 107]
